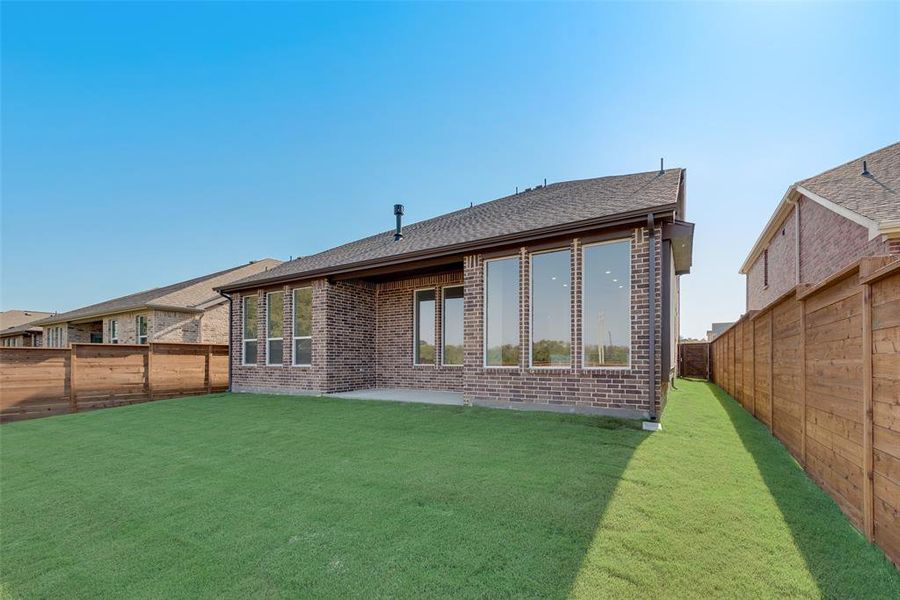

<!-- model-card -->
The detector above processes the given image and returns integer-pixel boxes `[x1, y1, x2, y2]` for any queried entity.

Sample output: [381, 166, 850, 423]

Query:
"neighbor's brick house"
[36, 260, 280, 347]
[219, 169, 694, 420]
[0, 310, 52, 347]
[742, 142, 900, 311]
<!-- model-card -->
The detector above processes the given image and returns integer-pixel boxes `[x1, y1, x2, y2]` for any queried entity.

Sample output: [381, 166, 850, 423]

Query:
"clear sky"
[2, 2, 898, 338]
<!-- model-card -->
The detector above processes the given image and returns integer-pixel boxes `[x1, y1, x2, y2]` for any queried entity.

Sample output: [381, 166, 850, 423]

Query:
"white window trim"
[109, 320, 118, 344]
[529, 247, 573, 369]
[136, 315, 148, 344]
[441, 285, 464, 367]
[266, 291, 284, 367]
[581, 238, 632, 371]
[483, 255, 521, 369]
[242, 296, 257, 367]
[413, 287, 437, 367]
[291, 287, 312, 367]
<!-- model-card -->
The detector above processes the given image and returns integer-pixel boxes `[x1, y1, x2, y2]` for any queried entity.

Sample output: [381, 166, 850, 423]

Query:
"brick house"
[0, 310, 53, 347]
[742, 142, 900, 311]
[36, 260, 280, 347]
[219, 169, 694, 420]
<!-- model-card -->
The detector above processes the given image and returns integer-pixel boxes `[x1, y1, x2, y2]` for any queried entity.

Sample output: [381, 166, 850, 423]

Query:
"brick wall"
[199, 302, 229, 344]
[228, 226, 666, 418]
[150, 310, 200, 343]
[375, 272, 464, 392]
[746, 206, 797, 311]
[797, 195, 890, 284]
[746, 196, 898, 312]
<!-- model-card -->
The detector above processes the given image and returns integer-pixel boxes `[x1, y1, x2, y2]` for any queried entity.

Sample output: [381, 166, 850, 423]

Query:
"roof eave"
[34, 304, 203, 326]
[218, 204, 680, 292]
[739, 186, 800, 275]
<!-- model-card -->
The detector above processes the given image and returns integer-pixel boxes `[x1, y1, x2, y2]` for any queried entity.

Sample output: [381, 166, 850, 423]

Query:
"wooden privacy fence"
[710, 256, 900, 566]
[0, 343, 229, 423]
[678, 342, 710, 379]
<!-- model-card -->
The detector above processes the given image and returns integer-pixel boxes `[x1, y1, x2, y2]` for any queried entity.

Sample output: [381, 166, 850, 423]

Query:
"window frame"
[291, 286, 313, 367]
[581, 237, 632, 371]
[441, 285, 464, 367]
[242, 295, 258, 367]
[482, 255, 521, 369]
[136, 315, 148, 344]
[412, 287, 437, 366]
[109, 320, 118, 344]
[266, 291, 284, 367]
[528, 247, 572, 369]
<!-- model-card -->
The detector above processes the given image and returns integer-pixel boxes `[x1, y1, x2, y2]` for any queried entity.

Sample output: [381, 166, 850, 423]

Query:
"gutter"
[218, 290, 234, 392]
[218, 205, 680, 293]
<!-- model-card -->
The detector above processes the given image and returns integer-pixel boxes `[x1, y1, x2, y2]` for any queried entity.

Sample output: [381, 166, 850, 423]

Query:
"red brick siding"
[797, 195, 890, 284]
[375, 272, 464, 392]
[229, 226, 666, 418]
[746, 206, 797, 311]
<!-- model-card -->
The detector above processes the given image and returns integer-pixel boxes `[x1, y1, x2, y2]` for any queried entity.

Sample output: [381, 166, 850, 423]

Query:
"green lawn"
[1, 380, 897, 599]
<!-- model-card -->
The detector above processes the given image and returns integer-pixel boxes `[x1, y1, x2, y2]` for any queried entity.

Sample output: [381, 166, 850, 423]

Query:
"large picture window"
[442, 286, 464, 366]
[583, 239, 631, 368]
[485, 257, 520, 366]
[266, 291, 284, 366]
[242, 295, 258, 366]
[293, 287, 312, 366]
[530, 249, 571, 367]
[414, 289, 436, 365]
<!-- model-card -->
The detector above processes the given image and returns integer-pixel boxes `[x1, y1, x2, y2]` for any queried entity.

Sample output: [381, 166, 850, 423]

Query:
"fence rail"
[710, 256, 900, 566]
[0, 342, 228, 423]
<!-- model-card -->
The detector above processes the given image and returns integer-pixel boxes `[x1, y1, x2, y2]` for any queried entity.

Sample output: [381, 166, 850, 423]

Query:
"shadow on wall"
[709, 383, 898, 595]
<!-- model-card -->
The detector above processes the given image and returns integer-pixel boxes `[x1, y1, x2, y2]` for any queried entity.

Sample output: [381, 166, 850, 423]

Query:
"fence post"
[862, 281, 875, 542]
[799, 298, 807, 467]
[147, 344, 154, 401]
[69, 344, 78, 413]
[205, 344, 212, 394]
[751, 318, 757, 418]
[769, 312, 775, 433]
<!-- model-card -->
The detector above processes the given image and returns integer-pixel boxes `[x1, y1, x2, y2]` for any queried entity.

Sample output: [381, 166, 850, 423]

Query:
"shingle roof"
[0, 310, 53, 330]
[35, 259, 281, 325]
[223, 169, 684, 290]
[0, 322, 45, 337]
[797, 141, 900, 224]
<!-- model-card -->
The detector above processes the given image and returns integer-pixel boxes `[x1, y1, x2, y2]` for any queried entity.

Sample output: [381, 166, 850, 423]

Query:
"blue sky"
[2, 2, 898, 338]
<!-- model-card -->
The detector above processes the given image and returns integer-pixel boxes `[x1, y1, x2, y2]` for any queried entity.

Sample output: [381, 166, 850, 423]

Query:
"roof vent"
[393, 204, 404, 241]
[659, 158, 664, 174]
[862, 160, 870, 176]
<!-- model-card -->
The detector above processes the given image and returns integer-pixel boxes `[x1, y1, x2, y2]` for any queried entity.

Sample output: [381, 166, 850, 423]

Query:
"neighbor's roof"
[0, 310, 53, 330]
[740, 141, 900, 274]
[796, 141, 900, 224]
[0, 322, 45, 337]
[222, 169, 685, 291]
[35, 259, 281, 325]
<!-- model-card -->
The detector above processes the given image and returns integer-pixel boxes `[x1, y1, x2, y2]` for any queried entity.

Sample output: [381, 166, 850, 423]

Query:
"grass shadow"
[708, 382, 899, 597]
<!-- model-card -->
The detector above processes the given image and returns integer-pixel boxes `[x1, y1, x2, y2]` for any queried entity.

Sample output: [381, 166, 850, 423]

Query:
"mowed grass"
[1, 381, 897, 599]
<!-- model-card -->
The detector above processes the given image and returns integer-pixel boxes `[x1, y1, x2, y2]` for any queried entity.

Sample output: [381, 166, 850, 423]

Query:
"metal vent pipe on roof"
[394, 204, 404, 241]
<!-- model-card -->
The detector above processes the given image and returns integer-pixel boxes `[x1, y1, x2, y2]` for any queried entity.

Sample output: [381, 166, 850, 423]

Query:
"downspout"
[647, 214, 658, 423]
[218, 290, 234, 392]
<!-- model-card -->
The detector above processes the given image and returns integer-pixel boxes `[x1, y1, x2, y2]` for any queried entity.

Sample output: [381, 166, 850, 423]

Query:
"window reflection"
[531, 249, 571, 367]
[583, 240, 631, 367]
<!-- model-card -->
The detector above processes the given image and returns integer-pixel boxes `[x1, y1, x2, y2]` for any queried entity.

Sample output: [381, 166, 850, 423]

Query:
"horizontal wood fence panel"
[0, 343, 228, 422]
[710, 256, 900, 567]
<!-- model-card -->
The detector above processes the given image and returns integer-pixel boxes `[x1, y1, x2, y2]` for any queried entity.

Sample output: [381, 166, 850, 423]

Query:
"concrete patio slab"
[328, 388, 464, 406]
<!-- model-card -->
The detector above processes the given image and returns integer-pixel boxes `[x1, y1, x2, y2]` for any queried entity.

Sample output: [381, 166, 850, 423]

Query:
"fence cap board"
[860, 258, 900, 286]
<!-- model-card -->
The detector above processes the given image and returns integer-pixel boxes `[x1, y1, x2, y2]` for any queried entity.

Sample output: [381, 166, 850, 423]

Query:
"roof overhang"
[663, 220, 695, 275]
[218, 204, 680, 292]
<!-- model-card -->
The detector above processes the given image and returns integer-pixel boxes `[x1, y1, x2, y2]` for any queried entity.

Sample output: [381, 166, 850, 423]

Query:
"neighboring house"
[741, 142, 900, 311]
[706, 322, 734, 342]
[219, 169, 694, 420]
[36, 260, 281, 347]
[0, 310, 53, 347]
